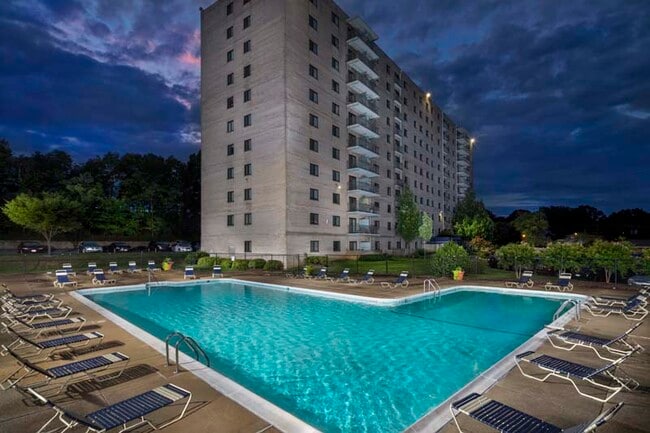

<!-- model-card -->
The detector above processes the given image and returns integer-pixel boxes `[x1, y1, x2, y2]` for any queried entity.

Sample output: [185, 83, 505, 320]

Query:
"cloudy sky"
[1, 0, 648, 214]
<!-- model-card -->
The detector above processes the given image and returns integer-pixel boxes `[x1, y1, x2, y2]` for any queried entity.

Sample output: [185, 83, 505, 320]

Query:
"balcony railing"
[347, 50, 377, 70]
[348, 136, 379, 154]
[394, 125, 402, 135]
[347, 116, 379, 135]
[348, 181, 379, 194]
[348, 203, 379, 214]
[348, 225, 379, 234]
[347, 93, 377, 112]
[347, 71, 377, 92]
[348, 159, 379, 174]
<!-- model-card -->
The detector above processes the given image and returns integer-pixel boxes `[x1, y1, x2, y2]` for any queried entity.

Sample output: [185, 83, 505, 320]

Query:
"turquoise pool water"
[85, 282, 563, 433]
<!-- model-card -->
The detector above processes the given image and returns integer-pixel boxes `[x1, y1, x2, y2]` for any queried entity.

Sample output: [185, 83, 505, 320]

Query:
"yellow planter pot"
[453, 270, 465, 281]
[162, 262, 174, 271]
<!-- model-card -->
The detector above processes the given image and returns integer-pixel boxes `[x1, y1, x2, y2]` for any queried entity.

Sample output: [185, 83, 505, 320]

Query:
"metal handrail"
[423, 279, 441, 297]
[553, 299, 581, 321]
[165, 331, 211, 373]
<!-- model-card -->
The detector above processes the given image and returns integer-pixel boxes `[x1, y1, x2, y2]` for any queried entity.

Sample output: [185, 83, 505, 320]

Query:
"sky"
[1, 0, 648, 215]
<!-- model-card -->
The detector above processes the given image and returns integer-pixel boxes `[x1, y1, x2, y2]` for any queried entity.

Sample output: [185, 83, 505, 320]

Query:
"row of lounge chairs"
[0, 286, 194, 433]
[505, 271, 574, 291]
[287, 267, 410, 289]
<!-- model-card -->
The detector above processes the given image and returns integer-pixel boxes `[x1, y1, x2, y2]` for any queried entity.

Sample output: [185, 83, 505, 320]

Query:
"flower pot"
[453, 270, 465, 281]
[162, 261, 174, 271]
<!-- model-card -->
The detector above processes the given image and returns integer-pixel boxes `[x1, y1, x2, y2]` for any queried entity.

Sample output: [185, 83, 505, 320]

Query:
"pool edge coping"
[73, 280, 587, 433]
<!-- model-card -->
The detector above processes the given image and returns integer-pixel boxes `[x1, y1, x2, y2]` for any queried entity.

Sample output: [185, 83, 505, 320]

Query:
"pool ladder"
[553, 299, 581, 321]
[145, 270, 161, 296]
[423, 279, 441, 298]
[165, 332, 211, 373]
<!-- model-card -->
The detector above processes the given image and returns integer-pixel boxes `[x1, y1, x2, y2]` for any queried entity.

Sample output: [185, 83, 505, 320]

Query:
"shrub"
[495, 243, 536, 277]
[263, 260, 284, 271]
[184, 251, 209, 265]
[542, 243, 585, 274]
[231, 259, 249, 270]
[248, 258, 267, 269]
[430, 242, 470, 277]
[640, 249, 650, 274]
[196, 256, 216, 269]
[468, 236, 495, 259]
[305, 256, 327, 265]
[587, 240, 634, 283]
[217, 258, 232, 270]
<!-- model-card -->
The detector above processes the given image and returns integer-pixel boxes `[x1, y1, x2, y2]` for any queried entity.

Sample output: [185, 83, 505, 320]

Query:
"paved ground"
[1, 269, 648, 433]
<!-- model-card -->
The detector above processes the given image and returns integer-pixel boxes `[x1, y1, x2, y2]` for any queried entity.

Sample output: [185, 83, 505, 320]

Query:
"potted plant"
[162, 257, 174, 271]
[452, 267, 465, 281]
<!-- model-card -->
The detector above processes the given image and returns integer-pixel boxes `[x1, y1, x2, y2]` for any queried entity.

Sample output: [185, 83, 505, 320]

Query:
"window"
[243, 15, 251, 29]
[227, 191, 234, 202]
[244, 113, 252, 127]
[309, 188, 319, 200]
[309, 163, 319, 176]
[331, 12, 339, 27]
[243, 89, 251, 102]
[244, 213, 252, 225]
[226, 2, 233, 15]
[227, 73, 234, 85]
[227, 96, 234, 109]
[309, 39, 318, 54]
[333, 240, 341, 252]
[244, 138, 251, 152]
[331, 147, 340, 160]
[310, 240, 319, 253]
[227, 49, 234, 62]
[227, 214, 234, 226]
[331, 57, 339, 71]
[309, 139, 319, 152]
[331, 80, 339, 93]
[310, 213, 319, 225]
[227, 26, 233, 39]
[227, 167, 234, 179]
[227, 120, 234, 133]
[349, 241, 357, 251]
[227, 143, 234, 155]
[244, 188, 252, 200]
[244, 240, 251, 253]
[331, 35, 339, 48]
[332, 103, 339, 115]
[332, 192, 340, 204]
[331, 125, 340, 137]
[309, 64, 318, 79]
[243, 64, 251, 77]
[309, 89, 319, 103]
[309, 114, 319, 128]
[309, 15, 318, 30]
[332, 215, 340, 227]
[243, 40, 251, 53]
[244, 163, 252, 176]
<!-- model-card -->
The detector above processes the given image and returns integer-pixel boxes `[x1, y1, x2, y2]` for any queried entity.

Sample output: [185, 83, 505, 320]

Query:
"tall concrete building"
[201, 0, 473, 256]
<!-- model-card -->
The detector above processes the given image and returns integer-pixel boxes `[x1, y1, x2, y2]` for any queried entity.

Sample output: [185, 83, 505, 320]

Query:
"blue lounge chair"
[86, 262, 97, 275]
[127, 261, 141, 273]
[2, 297, 63, 313]
[590, 293, 647, 307]
[2, 316, 86, 338]
[54, 270, 78, 289]
[1, 289, 53, 303]
[381, 271, 409, 289]
[2, 329, 104, 360]
[515, 349, 640, 402]
[147, 260, 160, 272]
[450, 392, 623, 433]
[212, 265, 223, 278]
[544, 272, 573, 291]
[108, 262, 122, 274]
[2, 307, 73, 327]
[27, 383, 192, 433]
[309, 267, 328, 280]
[350, 270, 375, 285]
[286, 267, 307, 278]
[1, 347, 129, 392]
[584, 298, 648, 321]
[331, 269, 350, 282]
[505, 270, 534, 288]
[61, 263, 76, 277]
[92, 270, 116, 286]
[184, 266, 196, 280]
[546, 322, 644, 362]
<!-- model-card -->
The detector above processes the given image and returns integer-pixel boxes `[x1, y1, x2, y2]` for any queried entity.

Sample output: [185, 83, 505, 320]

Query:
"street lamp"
[425, 92, 431, 99]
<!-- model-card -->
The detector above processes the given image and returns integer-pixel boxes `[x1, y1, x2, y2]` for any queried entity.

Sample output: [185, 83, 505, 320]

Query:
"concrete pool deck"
[1, 270, 648, 433]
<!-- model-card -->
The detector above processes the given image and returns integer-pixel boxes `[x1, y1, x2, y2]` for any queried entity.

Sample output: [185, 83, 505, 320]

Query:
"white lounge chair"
[544, 272, 573, 291]
[505, 270, 534, 288]
[381, 271, 409, 289]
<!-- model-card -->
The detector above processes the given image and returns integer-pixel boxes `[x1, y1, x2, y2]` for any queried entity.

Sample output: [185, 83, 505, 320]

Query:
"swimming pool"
[79, 281, 575, 433]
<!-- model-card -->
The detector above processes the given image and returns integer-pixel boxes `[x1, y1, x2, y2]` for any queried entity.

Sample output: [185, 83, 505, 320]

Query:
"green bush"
[495, 243, 536, 277]
[305, 256, 327, 265]
[217, 258, 232, 270]
[248, 258, 267, 269]
[542, 243, 585, 274]
[430, 242, 470, 277]
[231, 259, 249, 270]
[196, 256, 216, 269]
[358, 254, 386, 262]
[263, 260, 284, 271]
[184, 251, 209, 265]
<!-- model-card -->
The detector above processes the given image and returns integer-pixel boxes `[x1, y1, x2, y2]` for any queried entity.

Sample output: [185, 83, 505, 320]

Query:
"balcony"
[457, 157, 470, 167]
[348, 225, 379, 235]
[394, 125, 402, 136]
[347, 116, 380, 139]
[347, 50, 379, 80]
[348, 17, 379, 43]
[347, 93, 379, 119]
[347, 30, 378, 62]
[394, 143, 403, 156]
[347, 72, 379, 100]
[457, 145, 470, 156]
[348, 181, 380, 197]
[348, 159, 379, 177]
[348, 135, 379, 158]
[348, 203, 379, 216]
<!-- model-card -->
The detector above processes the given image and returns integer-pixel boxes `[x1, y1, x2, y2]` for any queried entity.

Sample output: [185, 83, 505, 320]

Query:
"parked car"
[191, 241, 201, 252]
[17, 242, 46, 254]
[171, 241, 192, 253]
[148, 241, 171, 252]
[105, 242, 131, 253]
[78, 241, 103, 253]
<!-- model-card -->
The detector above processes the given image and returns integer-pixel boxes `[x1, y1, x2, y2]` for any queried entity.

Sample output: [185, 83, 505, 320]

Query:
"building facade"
[201, 0, 473, 256]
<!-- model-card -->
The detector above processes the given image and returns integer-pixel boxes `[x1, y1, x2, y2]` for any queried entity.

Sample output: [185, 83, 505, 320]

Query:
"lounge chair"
[1, 299, 64, 318]
[108, 262, 122, 274]
[286, 267, 307, 278]
[308, 267, 328, 280]
[2, 329, 104, 359]
[184, 266, 197, 280]
[381, 271, 409, 289]
[2, 316, 86, 338]
[350, 270, 375, 285]
[1, 347, 129, 392]
[212, 265, 223, 278]
[590, 293, 647, 307]
[54, 270, 78, 289]
[515, 349, 640, 402]
[546, 322, 644, 361]
[331, 269, 350, 282]
[583, 298, 648, 321]
[61, 263, 76, 277]
[544, 272, 573, 291]
[1, 306, 73, 326]
[1, 289, 53, 303]
[127, 261, 142, 273]
[27, 383, 191, 433]
[92, 270, 116, 286]
[86, 262, 97, 275]
[450, 392, 623, 433]
[147, 260, 161, 272]
[505, 270, 534, 288]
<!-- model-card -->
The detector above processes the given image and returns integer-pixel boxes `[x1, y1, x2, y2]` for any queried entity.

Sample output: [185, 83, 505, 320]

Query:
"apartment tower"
[201, 0, 473, 256]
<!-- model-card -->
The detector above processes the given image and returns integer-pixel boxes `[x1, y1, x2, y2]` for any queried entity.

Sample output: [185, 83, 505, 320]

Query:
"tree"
[542, 242, 586, 274]
[431, 242, 470, 277]
[495, 243, 536, 277]
[469, 236, 495, 259]
[418, 212, 433, 245]
[513, 211, 549, 246]
[396, 187, 420, 249]
[587, 240, 634, 283]
[3, 193, 80, 254]
[452, 190, 495, 240]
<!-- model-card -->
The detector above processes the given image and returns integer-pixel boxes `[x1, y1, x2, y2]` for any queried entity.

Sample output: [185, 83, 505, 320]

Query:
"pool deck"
[1, 270, 649, 433]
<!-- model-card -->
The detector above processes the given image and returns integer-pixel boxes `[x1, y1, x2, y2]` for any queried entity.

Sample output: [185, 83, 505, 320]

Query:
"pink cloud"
[179, 52, 200, 65]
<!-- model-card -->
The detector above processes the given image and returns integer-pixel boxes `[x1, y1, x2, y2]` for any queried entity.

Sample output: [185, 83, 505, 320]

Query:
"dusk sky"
[1, 0, 648, 215]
